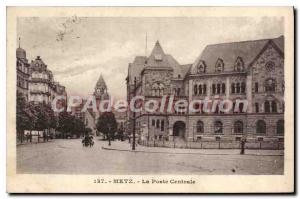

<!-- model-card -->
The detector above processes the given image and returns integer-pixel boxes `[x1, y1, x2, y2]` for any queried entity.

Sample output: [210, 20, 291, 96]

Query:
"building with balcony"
[28, 56, 66, 105]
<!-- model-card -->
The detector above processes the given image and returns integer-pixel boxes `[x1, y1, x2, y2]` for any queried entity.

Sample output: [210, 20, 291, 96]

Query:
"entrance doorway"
[173, 121, 186, 138]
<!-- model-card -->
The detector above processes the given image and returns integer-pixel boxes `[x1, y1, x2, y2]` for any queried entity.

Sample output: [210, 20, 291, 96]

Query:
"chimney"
[37, 56, 40, 60]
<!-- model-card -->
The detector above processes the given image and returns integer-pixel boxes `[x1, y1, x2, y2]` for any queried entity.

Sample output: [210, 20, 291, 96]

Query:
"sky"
[17, 16, 284, 99]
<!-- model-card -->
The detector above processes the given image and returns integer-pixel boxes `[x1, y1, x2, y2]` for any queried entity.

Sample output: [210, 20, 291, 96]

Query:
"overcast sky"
[17, 17, 283, 99]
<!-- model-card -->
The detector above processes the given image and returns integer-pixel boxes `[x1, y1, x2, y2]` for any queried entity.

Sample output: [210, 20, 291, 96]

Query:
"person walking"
[240, 137, 246, 155]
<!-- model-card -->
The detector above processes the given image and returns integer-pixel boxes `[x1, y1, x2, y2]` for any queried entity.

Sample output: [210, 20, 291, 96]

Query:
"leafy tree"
[96, 112, 117, 144]
[16, 92, 33, 143]
[57, 111, 86, 138]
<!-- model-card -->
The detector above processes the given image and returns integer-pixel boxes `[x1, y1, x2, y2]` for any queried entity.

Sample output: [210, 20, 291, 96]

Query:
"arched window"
[194, 85, 198, 95]
[276, 120, 284, 135]
[196, 120, 204, 133]
[214, 120, 223, 134]
[265, 78, 276, 92]
[264, 101, 270, 113]
[152, 82, 164, 96]
[231, 83, 235, 94]
[199, 85, 202, 95]
[197, 60, 206, 73]
[271, 101, 277, 113]
[234, 120, 243, 134]
[222, 83, 226, 94]
[215, 58, 224, 72]
[256, 120, 266, 134]
[241, 82, 246, 93]
[235, 57, 244, 71]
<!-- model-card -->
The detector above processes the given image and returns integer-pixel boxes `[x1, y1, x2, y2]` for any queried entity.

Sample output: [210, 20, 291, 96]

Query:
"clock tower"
[94, 73, 109, 100]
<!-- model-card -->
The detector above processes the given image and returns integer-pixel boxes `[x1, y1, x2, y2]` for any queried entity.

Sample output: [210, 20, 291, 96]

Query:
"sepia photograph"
[6, 6, 294, 193]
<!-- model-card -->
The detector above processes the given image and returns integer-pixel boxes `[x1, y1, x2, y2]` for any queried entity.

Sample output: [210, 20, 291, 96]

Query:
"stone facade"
[28, 56, 66, 105]
[16, 44, 30, 100]
[127, 36, 284, 147]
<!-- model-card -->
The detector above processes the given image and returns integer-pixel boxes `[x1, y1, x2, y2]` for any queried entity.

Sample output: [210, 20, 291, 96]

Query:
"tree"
[57, 111, 86, 138]
[16, 92, 33, 143]
[33, 104, 49, 142]
[96, 112, 117, 144]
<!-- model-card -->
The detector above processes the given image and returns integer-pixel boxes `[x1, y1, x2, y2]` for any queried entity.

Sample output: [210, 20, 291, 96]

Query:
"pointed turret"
[94, 73, 109, 99]
[149, 40, 165, 58]
[95, 73, 107, 89]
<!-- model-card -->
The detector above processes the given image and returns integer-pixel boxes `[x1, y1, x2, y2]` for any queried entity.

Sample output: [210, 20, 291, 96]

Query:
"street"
[17, 139, 284, 175]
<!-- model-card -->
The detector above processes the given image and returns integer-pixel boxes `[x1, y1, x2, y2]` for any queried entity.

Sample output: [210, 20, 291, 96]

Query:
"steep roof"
[128, 56, 147, 84]
[95, 73, 107, 89]
[191, 35, 284, 74]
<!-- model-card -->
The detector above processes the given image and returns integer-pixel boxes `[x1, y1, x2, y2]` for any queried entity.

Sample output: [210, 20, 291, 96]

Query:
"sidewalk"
[101, 140, 284, 156]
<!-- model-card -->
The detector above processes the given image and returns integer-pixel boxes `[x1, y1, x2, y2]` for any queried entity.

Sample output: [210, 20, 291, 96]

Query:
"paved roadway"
[17, 139, 284, 175]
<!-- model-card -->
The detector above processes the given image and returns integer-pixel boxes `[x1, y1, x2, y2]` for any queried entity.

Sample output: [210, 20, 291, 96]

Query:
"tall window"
[152, 119, 155, 126]
[199, 85, 202, 95]
[194, 85, 198, 95]
[212, 84, 216, 94]
[271, 101, 277, 113]
[214, 121, 223, 134]
[222, 83, 226, 94]
[231, 83, 235, 94]
[255, 82, 259, 93]
[264, 101, 270, 113]
[196, 120, 204, 133]
[265, 79, 276, 92]
[203, 84, 207, 94]
[276, 120, 284, 135]
[234, 121, 243, 134]
[255, 103, 259, 113]
[236, 83, 240, 93]
[241, 82, 246, 93]
[161, 120, 165, 131]
[156, 119, 160, 128]
[217, 84, 221, 94]
[256, 120, 266, 134]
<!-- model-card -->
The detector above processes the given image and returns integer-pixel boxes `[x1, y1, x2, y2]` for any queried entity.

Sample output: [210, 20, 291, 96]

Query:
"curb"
[101, 147, 283, 156]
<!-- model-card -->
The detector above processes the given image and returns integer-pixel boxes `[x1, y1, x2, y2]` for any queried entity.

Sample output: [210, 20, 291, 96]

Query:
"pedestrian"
[240, 137, 246, 155]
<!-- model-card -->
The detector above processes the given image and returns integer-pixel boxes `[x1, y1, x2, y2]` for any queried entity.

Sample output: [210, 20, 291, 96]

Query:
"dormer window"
[235, 57, 244, 71]
[215, 58, 224, 72]
[154, 54, 162, 61]
[197, 60, 206, 73]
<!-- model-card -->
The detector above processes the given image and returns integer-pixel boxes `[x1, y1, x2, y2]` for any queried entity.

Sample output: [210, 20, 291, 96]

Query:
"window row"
[195, 119, 284, 135]
[231, 82, 246, 94]
[151, 119, 165, 131]
[17, 76, 28, 89]
[254, 79, 280, 93]
[254, 101, 279, 113]
[194, 84, 207, 95]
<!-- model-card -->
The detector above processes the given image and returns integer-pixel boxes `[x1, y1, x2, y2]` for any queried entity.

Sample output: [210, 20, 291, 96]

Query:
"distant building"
[16, 40, 30, 100]
[127, 36, 284, 146]
[72, 74, 110, 136]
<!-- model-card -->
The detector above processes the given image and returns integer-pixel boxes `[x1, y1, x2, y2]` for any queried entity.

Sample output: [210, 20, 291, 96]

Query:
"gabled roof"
[191, 35, 284, 74]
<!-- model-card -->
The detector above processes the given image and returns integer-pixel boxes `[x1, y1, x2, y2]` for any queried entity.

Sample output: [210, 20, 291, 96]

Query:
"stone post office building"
[126, 36, 284, 147]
